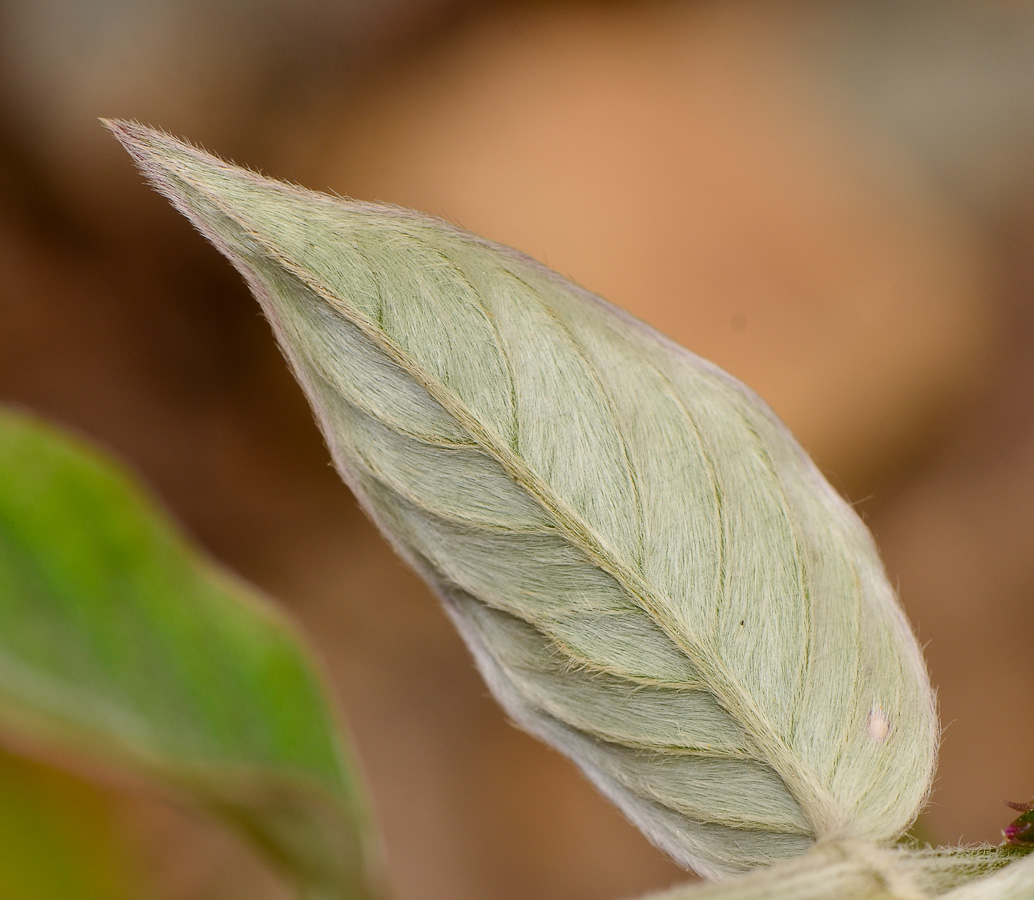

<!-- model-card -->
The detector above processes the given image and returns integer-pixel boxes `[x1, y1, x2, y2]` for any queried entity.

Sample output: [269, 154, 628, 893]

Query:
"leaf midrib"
[189, 183, 841, 839]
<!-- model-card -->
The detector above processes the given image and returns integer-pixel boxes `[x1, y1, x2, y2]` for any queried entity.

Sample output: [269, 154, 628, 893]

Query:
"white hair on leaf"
[108, 120, 939, 880]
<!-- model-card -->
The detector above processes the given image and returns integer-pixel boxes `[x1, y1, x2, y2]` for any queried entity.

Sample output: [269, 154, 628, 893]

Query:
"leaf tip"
[102, 118, 176, 172]
[103, 119, 272, 274]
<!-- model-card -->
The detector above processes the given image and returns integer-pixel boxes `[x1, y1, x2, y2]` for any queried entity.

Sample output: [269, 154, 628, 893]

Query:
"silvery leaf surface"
[938, 852, 1034, 900]
[638, 843, 1021, 900]
[109, 121, 938, 879]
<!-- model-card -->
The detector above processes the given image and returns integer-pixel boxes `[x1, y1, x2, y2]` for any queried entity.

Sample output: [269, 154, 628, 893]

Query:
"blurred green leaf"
[0, 748, 135, 900]
[0, 407, 380, 900]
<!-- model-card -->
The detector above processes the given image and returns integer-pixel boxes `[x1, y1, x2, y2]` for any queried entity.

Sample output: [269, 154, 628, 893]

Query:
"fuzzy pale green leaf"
[109, 120, 939, 878]
[0, 407, 378, 900]
[640, 842, 1020, 900]
[938, 852, 1034, 900]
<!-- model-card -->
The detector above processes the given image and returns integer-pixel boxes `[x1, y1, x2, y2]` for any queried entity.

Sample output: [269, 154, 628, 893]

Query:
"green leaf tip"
[110, 121, 939, 878]
[0, 406, 380, 900]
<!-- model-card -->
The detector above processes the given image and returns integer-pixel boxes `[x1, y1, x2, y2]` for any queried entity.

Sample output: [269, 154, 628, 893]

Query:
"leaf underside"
[109, 120, 938, 878]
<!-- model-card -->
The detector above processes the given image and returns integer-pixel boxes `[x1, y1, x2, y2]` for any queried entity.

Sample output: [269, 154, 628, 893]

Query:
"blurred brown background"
[2, 1, 1034, 898]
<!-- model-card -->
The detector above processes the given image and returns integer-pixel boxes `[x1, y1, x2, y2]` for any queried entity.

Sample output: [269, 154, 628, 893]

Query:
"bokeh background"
[2, 1, 1034, 898]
